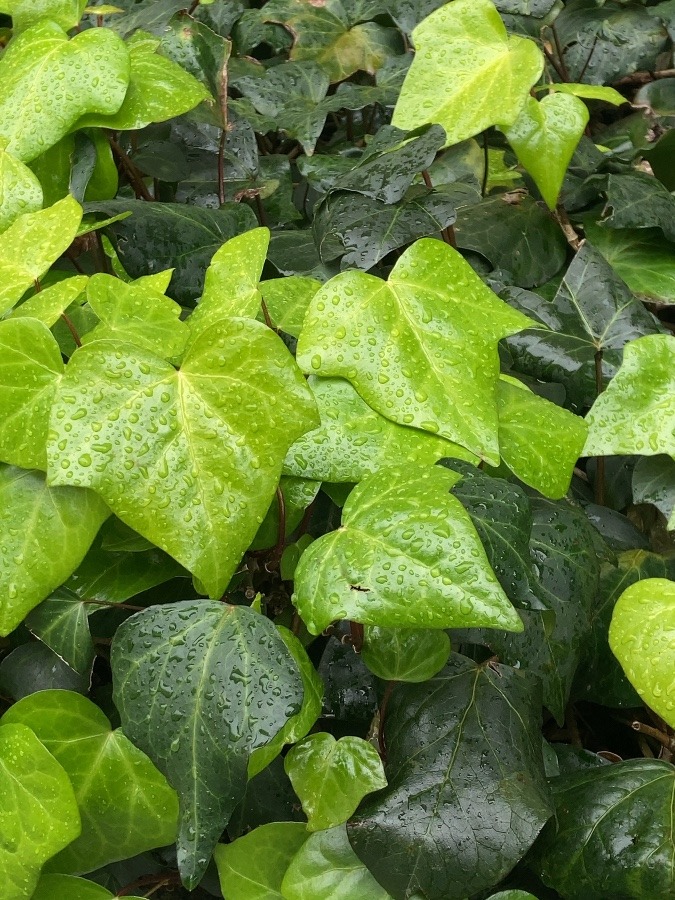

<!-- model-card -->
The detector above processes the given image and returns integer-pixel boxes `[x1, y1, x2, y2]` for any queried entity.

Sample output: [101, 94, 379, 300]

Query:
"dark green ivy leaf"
[602, 172, 675, 242]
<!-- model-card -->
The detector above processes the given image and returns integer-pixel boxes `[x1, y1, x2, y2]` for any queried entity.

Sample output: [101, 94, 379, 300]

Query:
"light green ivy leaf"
[0, 146, 42, 233]
[259, 275, 321, 338]
[10, 276, 88, 327]
[32, 873, 145, 900]
[0, 0, 87, 31]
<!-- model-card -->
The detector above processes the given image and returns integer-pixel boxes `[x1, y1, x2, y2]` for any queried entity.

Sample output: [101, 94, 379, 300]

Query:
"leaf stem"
[82, 598, 144, 612]
[626, 720, 675, 753]
[577, 34, 599, 83]
[594, 348, 605, 506]
[378, 680, 395, 759]
[550, 23, 570, 82]
[108, 135, 154, 202]
[60, 312, 82, 348]
[481, 132, 489, 197]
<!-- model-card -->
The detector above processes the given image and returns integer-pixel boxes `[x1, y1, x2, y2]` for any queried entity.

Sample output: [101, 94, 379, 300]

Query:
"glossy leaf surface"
[24, 588, 95, 676]
[293, 465, 522, 635]
[11, 276, 88, 328]
[0, 147, 42, 233]
[361, 626, 451, 682]
[297, 238, 531, 463]
[32, 874, 144, 900]
[260, 276, 321, 338]
[214, 822, 309, 900]
[348, 655, 552, 900]
[2, 690, 179, 874]
[111, 601, 303, 889]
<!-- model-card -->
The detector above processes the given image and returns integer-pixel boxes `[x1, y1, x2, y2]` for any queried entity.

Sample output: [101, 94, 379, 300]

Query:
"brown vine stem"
[627, 720, 675, 753]
[550, 22, 570, 82]
[60, 312, 82, 348]
[116, 872, 181, 897]
[421, 169, 457, 248]
[554, 206, 581, 251]
[217, 56, 228, 206]
[613, 68, 675, 87]
[108, 135, 153, 201]
[81, 598, 144, 612]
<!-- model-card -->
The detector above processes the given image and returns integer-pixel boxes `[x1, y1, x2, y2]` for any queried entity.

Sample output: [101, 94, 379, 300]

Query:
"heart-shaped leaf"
[111, 600, 304, 889]
[392, 0, 543, 145]
[361, 626, 451, 682]
[348, 654, 553, 900]
[0, 147, 42, 233]
[502, 93, 589, 209]
[0, 722, 80, 899]
[297, 238, 532, 463]
[292, 465, 522, 635]
[0, 20, 129, 163]
[2, 690, 179, 874]
[47, 321, 318, 598]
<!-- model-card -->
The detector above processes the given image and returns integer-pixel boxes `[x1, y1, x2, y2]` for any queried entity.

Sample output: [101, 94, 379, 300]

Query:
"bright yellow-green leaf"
[0, 0, 87, 31]
[214, 823, 310, 900]
[0, 146, 42, 233]
[537, 82, 627, 106]
[10, 276, 88, 327]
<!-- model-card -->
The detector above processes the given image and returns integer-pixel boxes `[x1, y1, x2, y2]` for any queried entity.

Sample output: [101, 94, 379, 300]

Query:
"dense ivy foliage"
[0, 0, 674, 897]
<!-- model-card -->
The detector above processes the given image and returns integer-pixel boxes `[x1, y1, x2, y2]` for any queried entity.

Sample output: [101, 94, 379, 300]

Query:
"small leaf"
[539, 82, 626, 106]
[2, 690, 179, 874]
[286, 734, 386, 831]
[361, 626, 451, 682]
[292, 465, 522, 635]
[32, 874, 143, 900]
[0, 146, 42, 233]
[0, 20, 129, 163]
[602, 172, 675, 243]
[213, 822, 309, 900]
[11, 276, 88, 327]
[0, 465, 109, 635]
[259, 276, 321, 338]
[502, 93, 589, 209]
[111, 600, 304, 890]
[609, 578, 675, 728]
[25, 588, 94, 677]
[0, 722, 80, 899]
[281, 825, 393, 900]
[392, 0, 543, 145]
[632, 456, 675, 524]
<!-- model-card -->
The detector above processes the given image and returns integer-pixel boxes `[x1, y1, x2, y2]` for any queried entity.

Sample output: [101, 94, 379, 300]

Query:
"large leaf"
[0, 20, 129, 163]
[297, 238, 532, 463]
[583, 334, 675, 458]
[0, 147, 42, 233]
[0, 722, 80, 899]
[284, 377, 475, 483]
[502, 93, 589, 210]
[505, 243, 663, 410]
[2, 690, 179, 874]
[292, 465, 522, 635]
[111, 600, 304, 889]
[609, 578, 675, 728]
[0, 465, 109, 635]
[0, 195, 82, 316]
[348, 654, 553, 900]
[531, 760, 675, 899]
[86, 200, 257, 303]
[285, 734, 386, 831]
[47, 323, 317, 598]
[0, 317, 64, 469]
[392, 0, 543, 146]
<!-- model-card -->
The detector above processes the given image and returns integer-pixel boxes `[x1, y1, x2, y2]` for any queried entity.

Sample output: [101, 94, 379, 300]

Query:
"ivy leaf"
[0, 20, 129, 163]
[0, 465, 109, 636]
[292, 465, 522, 635]
[85, 200, 257, 303]
[286, 734, 386, 831]
[502, 93, 589, 210]
[2, 690, 179, 875]
[260, 276, 321, 338]
[0, 147, 42, 233]
[0, 318, 64, 470]
[602, 172, 675, 242]
[214, 822, 310, 900]
[282, 825, 393, 900]
[632, 456, 675, 525]
[188, 227, 269, 343]
[531, 759, 675, 899]
[10, 276, 88, 327]
[584, 334, 675, 458]
[67, 545, 186, 604]
[297, 238, 532, 463]
[160, 14, 231, 102]
[504, 243, 663, 410]
[47, 322, 317, 598]
[25, 588, 95, 676]
[32, 874, 145, 900]
[392, 0, 543, 146]
[361, 626, 451, 682]
[0, 195, 82, 316]
[284, 377, 476, 483]
[111, 600, 304, 890]
[609, 578, 675, 728]
[262, 0, 402, 83]
[82, 274, 188, 360]
[0, 0, 87, 31]
[0, 642, 89, 700]
[312, 188, 462, 271]
[0, 722, 80, 899]
[538, 82, 627, 106]
[348, 654, 552, 900]
[496, 375, 588, 499]
[75, 32, 210, 132]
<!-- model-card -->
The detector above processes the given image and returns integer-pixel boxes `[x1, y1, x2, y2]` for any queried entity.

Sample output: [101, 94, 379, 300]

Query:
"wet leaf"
[0, 147, 42, 233]
[32, 874, 144, 900]
[25, 588, 95, 677]
[214, 822, 309, 900]
[602, 172, 675, 242]
[632, 456, 675, 524]
[0, 0, 87, 31]
[361, 626, 451, 682]
[260, 276, 321, 338]
[0, 642, 89, 700]
[10, 276, 88, 328]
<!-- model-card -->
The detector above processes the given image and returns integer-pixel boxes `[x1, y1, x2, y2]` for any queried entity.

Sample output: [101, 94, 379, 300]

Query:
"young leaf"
[284, 377, 476, 483]
[0, 0, 87, 31]
[2, 690, 179, 874]
[0, 146, 42, 233]
[392, 0, 543, 146]
[538, 82, 626, 106]
[111, 600, 304, 890]
[47, 321, 318, 598]
[0, 318, 64, 470]
[348, 655, 553, 900]
[0, 465, 109, 635]
[0, 195, 82, 316]
[609, 578, 675, 728]
[297, 238, 532, 464]
[260, 276, 321, 338]
[361, 626, 451, 683]
[584, 334, 675, 458]
[285, 734, 387, 831]
[531, 760, 675, 899]
[281, 825, 393, 900]
[502, 93, 589, 210]
[213, 822, 310, 900]
[0, 722, 80, 899]
[10, 276, 88, 327]
[0, 21, 129, 163]
[292, 465, 523, 635]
